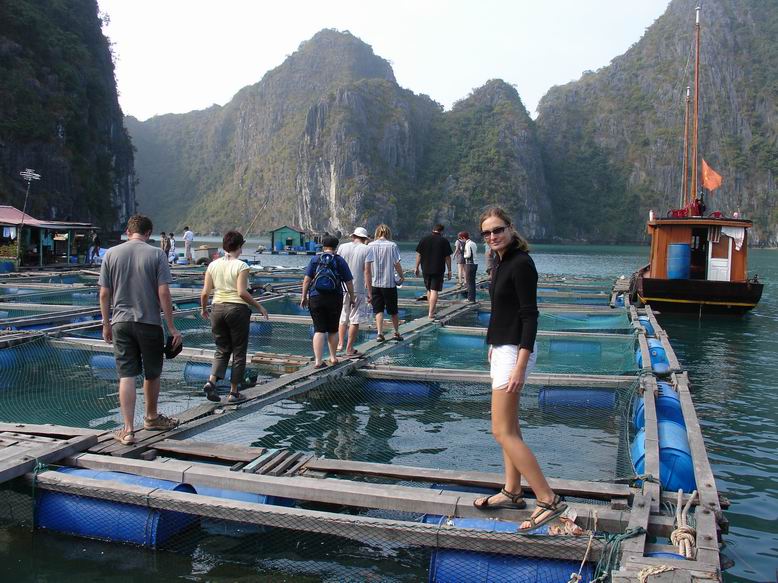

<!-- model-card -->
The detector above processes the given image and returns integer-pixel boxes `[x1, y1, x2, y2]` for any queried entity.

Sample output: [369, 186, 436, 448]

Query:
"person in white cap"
[336, 227, 374, 357]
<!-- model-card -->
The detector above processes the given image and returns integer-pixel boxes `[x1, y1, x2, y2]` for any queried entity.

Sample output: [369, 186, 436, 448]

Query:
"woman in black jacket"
[472, 207, 567, 530]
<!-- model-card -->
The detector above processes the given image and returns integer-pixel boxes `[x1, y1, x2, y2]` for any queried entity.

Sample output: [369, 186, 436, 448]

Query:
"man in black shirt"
[414, 224, 453, 319]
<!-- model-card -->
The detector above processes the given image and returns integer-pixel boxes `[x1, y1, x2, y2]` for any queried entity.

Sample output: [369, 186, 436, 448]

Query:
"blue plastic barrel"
[549, 339, 602, 355]
[35, 468, 197, 547]
[638, 316, 655, 336]
[90, 354, 117, 380]
[635, 339, 670, 374]
[194, 485, 294, 535]
[423, 516, 594, 582]
[476, 312, 491, 327]
[365, 379, 439, 400]
[538, 387, 616, 410]
[250, 321, 272, 335]
[0, 349, 19, 369]
[184, 362, 230, 384]
[667, 244, 691, 279]
[631, 421, 696, 492]
[437, 332, 485, 351]
[645, 552, 686, 559]
[275, 241, 283, 251]
[632, 382, 684, 430]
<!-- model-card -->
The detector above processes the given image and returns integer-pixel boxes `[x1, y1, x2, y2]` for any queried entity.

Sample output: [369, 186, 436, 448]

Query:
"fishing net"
[448, 310, 632, 332]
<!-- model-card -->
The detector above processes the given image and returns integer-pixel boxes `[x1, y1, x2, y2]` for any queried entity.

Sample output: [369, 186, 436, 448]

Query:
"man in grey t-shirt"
[99, 214, 182, 445]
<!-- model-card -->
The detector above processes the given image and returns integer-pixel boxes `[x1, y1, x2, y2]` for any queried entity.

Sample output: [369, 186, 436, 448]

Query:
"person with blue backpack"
[300, 235, 355, 368]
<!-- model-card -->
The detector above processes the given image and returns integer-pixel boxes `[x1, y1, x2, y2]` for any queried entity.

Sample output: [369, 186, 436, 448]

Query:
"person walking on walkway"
[367, 224, 405, 342]
[301, 236, 355, 368]
[168, 233, 177, 265]
[453, 234, 466, 286]
[200, 230, 269, 404]
[462, 231, 478, 302]
[473, 207, 567, 531]
[336, 227, 374, 357]
[183, 226, 194, 264]
[415, 223, 452, 319]
[98, 214, 182, 445]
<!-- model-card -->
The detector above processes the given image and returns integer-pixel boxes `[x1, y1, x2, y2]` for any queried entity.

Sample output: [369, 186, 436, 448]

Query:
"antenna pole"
[682, 86, 691, 207]
[691, 5, 701, 205]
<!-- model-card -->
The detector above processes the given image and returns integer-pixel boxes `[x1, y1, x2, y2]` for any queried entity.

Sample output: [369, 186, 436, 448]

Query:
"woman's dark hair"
[478, 207, 529, 252]
[222, 230, 245, 253]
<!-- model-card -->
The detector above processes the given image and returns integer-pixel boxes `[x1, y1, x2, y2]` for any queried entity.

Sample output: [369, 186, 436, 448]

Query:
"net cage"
[0, 271, 653, 582]
[447, 310, 633, 333]
[0, 322, 637, 581]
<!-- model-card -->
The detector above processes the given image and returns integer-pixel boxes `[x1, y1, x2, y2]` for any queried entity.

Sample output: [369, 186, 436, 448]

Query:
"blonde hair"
[478, 207, 530, 252]
[374, 224, 392, 240]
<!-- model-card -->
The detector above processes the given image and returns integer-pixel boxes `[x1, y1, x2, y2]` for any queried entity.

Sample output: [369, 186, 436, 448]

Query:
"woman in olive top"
[472, 207, 567, 531]
[200, 231, 268, 403]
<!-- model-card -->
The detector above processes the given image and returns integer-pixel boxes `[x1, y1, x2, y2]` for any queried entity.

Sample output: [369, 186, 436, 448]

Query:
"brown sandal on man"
[519, 494, 568, 531]
[113, 427, 135, 445]
[473, 487, 527, 511]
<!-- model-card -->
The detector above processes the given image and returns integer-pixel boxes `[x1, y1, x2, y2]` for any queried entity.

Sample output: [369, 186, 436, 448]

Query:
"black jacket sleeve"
[513, 257, 539, 351]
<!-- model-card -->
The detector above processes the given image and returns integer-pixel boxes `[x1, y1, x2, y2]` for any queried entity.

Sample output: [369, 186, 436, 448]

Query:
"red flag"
[702, 159, 723, 192]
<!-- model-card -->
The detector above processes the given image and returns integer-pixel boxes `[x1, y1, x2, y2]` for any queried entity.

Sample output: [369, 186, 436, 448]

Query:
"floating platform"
[0, 268, 727, 582]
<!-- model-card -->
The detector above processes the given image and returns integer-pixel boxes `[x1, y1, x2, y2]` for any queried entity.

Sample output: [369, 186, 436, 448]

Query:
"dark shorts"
[423, 273, 444, 292]
[309, 293, 343, 334]
[371, 287, 399, 315]
[112, 321, 164, 380]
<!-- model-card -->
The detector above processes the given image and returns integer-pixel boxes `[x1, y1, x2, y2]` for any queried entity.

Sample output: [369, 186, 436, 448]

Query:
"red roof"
[0, 205, 43, 227]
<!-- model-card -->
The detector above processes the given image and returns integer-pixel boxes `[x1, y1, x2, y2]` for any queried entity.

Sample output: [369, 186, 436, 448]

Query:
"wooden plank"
[302, 457, 633, 501]
[243, 449, 283, 473]
[65, 453, 631, 533]
[657, 331, 682, 372]
[0, 434, 96, 484]
[284, 454, 313, 477]
[152, 439, 266, 463]
[619, 492, 651, 564]
[674, 372, 722, 558]
[358, 366, 637, 388]
[29, 471, 603, 561]
[0, 423, 106, 438]
[637, 334, 653, 373]
[269, 452, 304, 476]
[639, 375, 662, 513]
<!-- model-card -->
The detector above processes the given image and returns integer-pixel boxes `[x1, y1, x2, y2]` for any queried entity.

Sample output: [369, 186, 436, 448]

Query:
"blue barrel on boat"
[423, 516, 594, 583]
[638, 316, 655, 336]
[632, 381, 684, 430]
[184, 362, 231, 384]
[35, 468, 197, 547]
[635, 339, 670, 374]
[667, 244, 691, 279]
[549, 339, 601, 355]
[631, 421, 696, 492]
[539, 387, 616, 410]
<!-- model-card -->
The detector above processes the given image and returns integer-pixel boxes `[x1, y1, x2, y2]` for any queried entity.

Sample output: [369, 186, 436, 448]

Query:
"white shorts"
[489, 343, 538, 390]
[339, 293, 371, 325]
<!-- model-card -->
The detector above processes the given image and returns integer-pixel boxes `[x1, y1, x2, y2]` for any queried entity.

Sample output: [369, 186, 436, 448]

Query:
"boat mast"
[682, 86, 691, 207]
[691, 5, 701, 205]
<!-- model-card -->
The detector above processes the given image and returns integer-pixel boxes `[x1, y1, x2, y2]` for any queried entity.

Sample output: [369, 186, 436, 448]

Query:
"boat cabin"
[646, 217, 752, 283]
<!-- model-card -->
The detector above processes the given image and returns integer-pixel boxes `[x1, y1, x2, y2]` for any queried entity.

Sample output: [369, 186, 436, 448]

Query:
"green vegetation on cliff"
[0, 0, 134, 229]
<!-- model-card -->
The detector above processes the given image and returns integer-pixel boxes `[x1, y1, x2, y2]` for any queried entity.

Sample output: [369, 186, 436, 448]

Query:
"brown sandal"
[519, 494, 568, 530]
[473, 487, 527, 510]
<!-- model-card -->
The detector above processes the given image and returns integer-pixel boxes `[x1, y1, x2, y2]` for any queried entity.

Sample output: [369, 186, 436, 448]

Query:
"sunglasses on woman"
[481, 225, 509, 239]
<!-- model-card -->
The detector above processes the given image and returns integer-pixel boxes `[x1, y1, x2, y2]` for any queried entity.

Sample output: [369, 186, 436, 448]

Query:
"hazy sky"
[98, 0, 671, 121]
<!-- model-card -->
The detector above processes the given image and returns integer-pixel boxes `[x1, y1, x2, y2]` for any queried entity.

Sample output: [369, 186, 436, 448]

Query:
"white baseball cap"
[352, 227, 369, 238]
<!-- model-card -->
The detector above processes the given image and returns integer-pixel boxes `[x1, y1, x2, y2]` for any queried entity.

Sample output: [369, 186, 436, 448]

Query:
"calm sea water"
[1, 243, 774, 581]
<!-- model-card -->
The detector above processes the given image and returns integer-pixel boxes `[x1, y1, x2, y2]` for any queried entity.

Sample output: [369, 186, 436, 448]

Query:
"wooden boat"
[630, 6, 764, 315]
[632, 215, 763, 314]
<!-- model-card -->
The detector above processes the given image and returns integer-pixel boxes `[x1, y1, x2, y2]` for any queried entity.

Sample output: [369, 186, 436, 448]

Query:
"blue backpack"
[312, 253, 343, 294]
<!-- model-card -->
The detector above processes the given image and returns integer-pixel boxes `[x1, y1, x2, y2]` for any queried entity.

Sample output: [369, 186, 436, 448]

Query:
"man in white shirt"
[463, 232, 479, 302]
[337, 227, 374, 356]
[183, 226, 194, 264]
[367, 224, 405, 341]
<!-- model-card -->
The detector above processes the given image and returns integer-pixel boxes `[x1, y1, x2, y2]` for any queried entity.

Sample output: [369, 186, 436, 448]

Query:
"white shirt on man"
[337, 241, 374, 295]
[367, 238, 401, 288]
